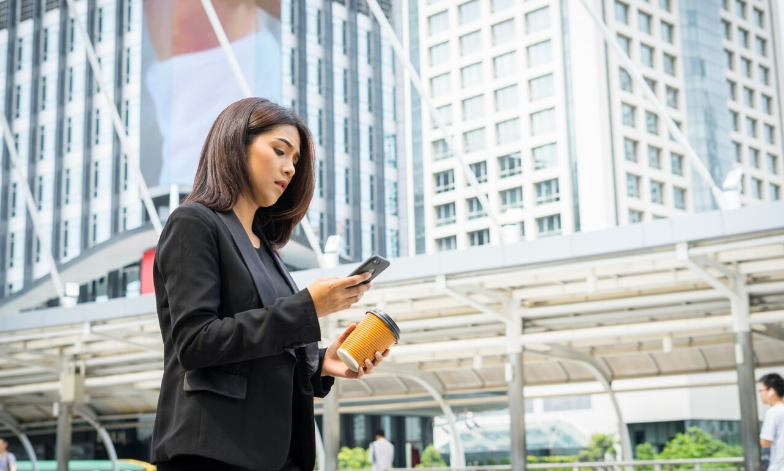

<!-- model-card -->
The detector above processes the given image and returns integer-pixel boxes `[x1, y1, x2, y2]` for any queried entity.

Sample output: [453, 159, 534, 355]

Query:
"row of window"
[434, 180, 561, 224]
[725, 49, 771, 85]
[728, 110, 777, 144]
[621, 103, 677, 137]
[429, 3, 550, 36]
[614, 2, 676, 44]
[617, 34, 677, 75]
[728, 80, 775, 115]
[623, 138, 684, 176]
[732, 142, 779, 175]
[723, 20, 769, 57]
[724, 0, 766, 28]
[434, 146, 557, 189]
[619, 68, 680, 109]
[434, 214, 562, 251]
[626, 173, 687, 209]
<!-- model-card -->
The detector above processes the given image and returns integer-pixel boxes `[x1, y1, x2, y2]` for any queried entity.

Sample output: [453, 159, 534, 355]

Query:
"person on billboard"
[151, 98, 390, 471]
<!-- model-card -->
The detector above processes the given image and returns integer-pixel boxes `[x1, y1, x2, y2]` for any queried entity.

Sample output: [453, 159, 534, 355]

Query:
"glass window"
[622, 103, 635, 127]
[494, 51, 517, 78]
[762, 95, 772, 115]
[470, 161, 488, 183]
[492, 19, 516, 45]
[436, 236, 457, 252]
[617, 34, 631, 55]
[646, 111, 658, 135]
[673, 186, 686, 209]
[733, 141, 742, 161]
[666, 86, 678, 108]
[768, 154, 778, 174]
[529, 74, 555, 101]
[736, 0, 746, 19]
[537, 214, 561, 237]
[648, 145, 661, 169]
[536, 179, 560, 204]
[430, 42, 450, 67]
[624, 138, 638, 162]
[754, 8, 764, 28]
[463, 95, 485, 119]
[500, 187, 523, 211]
[749, 147, 759, 168]
[468, 228, 490, 246]
[467, 198, 487, 220]
[528, 40, 552, 67]
[645, 77, 657, 94]
[741, 57, 752, 77]
[531, 108, 556, 136]
[435, 170, 455, 193]
[460, 31, 482, 56]
[464, 128, 486, 153]
[620, 68, 633, 92]
[495, 85, 519, 112]
[533, 143, 558, 170]
[497, 118, 521, 144]
[731, 110, 739, 131]
[641, 44, 654, 67]
[627, 173, 640, 198]
[459, 0, 481, 25]
[659, 0, 670, 11]
[629, 210, 643, 223]
[756, 37, 766, 57]
[430, 73, 451, 97]
[738, 28, 749, 48]
[746, 117, 756, 137]
[765, 124, 775, 144]
[429, 11, 449, 35]
[615, 1, 629, 24]
[462, 62, 483, 87]
[770, 184, 780, 201]
[651, 180, 664, 204]
[638, 11, 652, 34]
[433, 139, 452, 160]
[725, 49, 734, 69]
[744, 87, 754, 108]
[751, 177, 762, 199]
[499, 152, 523, 178]
[728, 80, 737, 100]
[437, 104, 453, 126]
[436, 203, 456, 226]
[661, 21, 674, 43]
[492, 0, 514, 12]
[526, 7, 550, 34]
[671, 153, 683, 175]
[759, 65, 769, 85]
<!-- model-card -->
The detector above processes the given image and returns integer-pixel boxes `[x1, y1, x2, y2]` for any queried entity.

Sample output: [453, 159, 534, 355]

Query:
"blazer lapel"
[254, 217, 300, 293]
[215, 210, 278, 308]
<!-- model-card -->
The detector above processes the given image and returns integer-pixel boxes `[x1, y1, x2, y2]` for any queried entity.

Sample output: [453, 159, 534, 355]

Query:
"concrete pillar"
[55, 402, 73, 471]
[323, 381, 340, 471]
[732, 280, 760, 471]
[508, 350, 527, 471]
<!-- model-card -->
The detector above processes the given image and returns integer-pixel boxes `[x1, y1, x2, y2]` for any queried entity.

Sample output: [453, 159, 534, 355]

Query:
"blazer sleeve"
[311, 348, 335, 398]
[157, 206, 322, 370]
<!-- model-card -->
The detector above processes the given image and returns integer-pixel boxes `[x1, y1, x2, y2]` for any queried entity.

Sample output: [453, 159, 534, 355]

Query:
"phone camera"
[373, 260, 380, 264]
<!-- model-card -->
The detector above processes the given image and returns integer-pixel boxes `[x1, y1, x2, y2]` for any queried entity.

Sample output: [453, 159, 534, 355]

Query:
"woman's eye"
[274, 148, 285, 156]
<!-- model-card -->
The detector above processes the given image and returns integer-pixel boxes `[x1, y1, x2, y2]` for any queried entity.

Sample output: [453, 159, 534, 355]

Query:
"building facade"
[404, 0, 783, 254]
[0, 0, 405, 307]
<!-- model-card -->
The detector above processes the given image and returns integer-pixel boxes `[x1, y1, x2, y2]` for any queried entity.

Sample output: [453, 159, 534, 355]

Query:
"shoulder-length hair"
[184, 98, 316, 249]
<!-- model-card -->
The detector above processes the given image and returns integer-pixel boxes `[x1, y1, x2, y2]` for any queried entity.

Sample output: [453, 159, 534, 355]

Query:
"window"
[435, 170, 455, 193]
[673, 187, 686, 209]
[742, 87, 754, 108]
[615, 1, 629, 24]
[741, 57, 752, 78]
[622, 103, 635, 127]
[638, 11, 652, 34]
[431, 73, 451, 97]
[529, 74, 554, 101]
[470, 161, 488, 183]
[463, 95, 485, 119]
[671, 153, 683, 176]
[468, 229, 490, 246]
[728, 80, 737, 100]
[537, 214, 561, 237]
[768, 154, 778, 175]
[771, 184, 780, 201]
[531, 108, 556, 136]
[624, 138, 638, 162]
[493, 52, 517, 78]
[723, 20, 732, 40]
[738, 28, 749, 48]
[651, 180, 664, 204]
[497, 118, 520, 145]
[528, 40, 552, 67]
[629, 210, 643, 223]
[644, 77, 657, 94]
[436, 236, 457, 252]
[641, 44, 654, 67]
[619, 69, 633, 92]
[731, 111, 739, 131]
[459, 0, 480, 24]
[759, 66, 769, 85]
[749, 147, 760, 168]
[626, 173, 641, 198]
[661, 21, 674, 43]
[754, 8, 764, 28]
[756, 37, 766, 57]
[751, 177, 762, 199]
[725, 49, 734, 70]
[495, 85, 518, 112]
[534, 143, 558, 170]
[666, 86, 678, 109]
[763, 95, 772, 115]
[659, 0, 670, 11]
[617, 35, 631, 55]
[464, 128, 486, 153]
[648, 146, 661, 169]
[492, 0, 514, 12]
[500, 187, 523, 211]
[526, 7, 550, 33]
[433, 139, 451, 160]
[736, 0, 746, 18]
[492, 19, 515, 45]
[429, 11, 449, 35]
[765, 124, 775, 145]
[460, 31, 482, 56]
[437, 104, 453, 125]
[467, 197, 486, 219]
[499, 152, 522, 178]
[646, 111, 658, 135]
[462, 63, 483, 88]
[746, 117, 756, 137]
[430, 42, 450, 67]
[536, 179, 560, 204]
[663, 54, 676, 76]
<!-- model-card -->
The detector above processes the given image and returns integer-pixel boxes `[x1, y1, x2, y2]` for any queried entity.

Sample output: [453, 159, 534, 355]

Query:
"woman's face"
[246, 124, 300, 208]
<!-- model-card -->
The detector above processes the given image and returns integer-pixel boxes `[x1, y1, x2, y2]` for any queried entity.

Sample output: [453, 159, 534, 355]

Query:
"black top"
[256, 244, 293, 301]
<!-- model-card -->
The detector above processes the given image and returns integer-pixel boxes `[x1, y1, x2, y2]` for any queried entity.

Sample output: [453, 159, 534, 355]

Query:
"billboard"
[140, 0, 282, 193]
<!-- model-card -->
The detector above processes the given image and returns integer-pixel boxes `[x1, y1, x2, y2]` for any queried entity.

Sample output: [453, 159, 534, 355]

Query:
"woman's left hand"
[322, 324, 391, 379]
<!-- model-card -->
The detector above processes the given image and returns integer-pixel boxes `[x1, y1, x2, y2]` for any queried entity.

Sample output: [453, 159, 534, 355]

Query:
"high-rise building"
[0, 0, 404, 309]
[403, 0, 783, 254]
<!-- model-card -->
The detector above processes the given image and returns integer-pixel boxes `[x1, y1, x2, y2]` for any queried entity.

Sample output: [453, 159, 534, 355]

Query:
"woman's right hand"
[307, 273, 373, 318]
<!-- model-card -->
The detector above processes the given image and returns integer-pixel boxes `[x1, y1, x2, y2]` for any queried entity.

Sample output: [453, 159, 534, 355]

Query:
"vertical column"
[346, 0, 361, 260]
[732, 277, 760, 471]
[322, 0, 335, 239]
[55, 402, 73, 471]
[323, 319, 341, 471]
[52, 0, 72, 263]
[370, 18, 386, 256]
[507, 315, 526, 471]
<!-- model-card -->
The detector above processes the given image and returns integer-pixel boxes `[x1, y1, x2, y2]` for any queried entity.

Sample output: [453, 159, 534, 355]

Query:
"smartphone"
[347, 254, 390, 286]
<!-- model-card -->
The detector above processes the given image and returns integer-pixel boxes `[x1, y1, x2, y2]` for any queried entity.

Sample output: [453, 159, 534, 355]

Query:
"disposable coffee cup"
[337, 309, 400, 373]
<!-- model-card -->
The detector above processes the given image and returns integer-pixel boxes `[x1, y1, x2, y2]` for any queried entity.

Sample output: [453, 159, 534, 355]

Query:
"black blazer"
[150, 203, 334, 470]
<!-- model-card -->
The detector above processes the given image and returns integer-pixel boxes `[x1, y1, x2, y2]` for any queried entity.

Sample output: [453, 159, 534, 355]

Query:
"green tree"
[634, 442, 656, 470]
[417, 445, 447, 467]
[657, 427, 742, 468]
[338, 446, 371, 469]
[579, 433, 618, 462]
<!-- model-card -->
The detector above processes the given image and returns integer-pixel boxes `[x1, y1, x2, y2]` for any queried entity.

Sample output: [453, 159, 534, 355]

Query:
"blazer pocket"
[183, 367, 248, 400]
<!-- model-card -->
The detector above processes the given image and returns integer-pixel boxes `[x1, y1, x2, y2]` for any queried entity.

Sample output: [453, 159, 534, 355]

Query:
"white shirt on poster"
[761, 403, 784, 471]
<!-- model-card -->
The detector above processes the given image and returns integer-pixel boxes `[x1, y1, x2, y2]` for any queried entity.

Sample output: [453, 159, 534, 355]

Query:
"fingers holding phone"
[308, 273, 372, 318]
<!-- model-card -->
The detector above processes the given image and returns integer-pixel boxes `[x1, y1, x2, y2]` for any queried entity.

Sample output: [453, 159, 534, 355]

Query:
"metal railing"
[350, 457, 745, 471]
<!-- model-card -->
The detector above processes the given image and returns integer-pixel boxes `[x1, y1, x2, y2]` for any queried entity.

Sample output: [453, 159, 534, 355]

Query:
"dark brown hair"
[184, 98, 316, 248]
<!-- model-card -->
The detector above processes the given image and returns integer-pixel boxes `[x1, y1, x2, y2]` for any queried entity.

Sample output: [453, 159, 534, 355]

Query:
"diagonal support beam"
[752, 324, 784, 345]
[677, 243, 741, 303]
[440, 279, 510, 324]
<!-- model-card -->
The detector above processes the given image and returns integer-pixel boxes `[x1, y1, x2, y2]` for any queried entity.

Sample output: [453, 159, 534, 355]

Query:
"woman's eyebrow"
[275, 137, 294, 149]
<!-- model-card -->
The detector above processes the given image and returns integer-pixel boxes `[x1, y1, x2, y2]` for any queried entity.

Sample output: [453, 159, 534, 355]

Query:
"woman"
[760, 373, 784, 471]
[151, 98, 388, 471]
